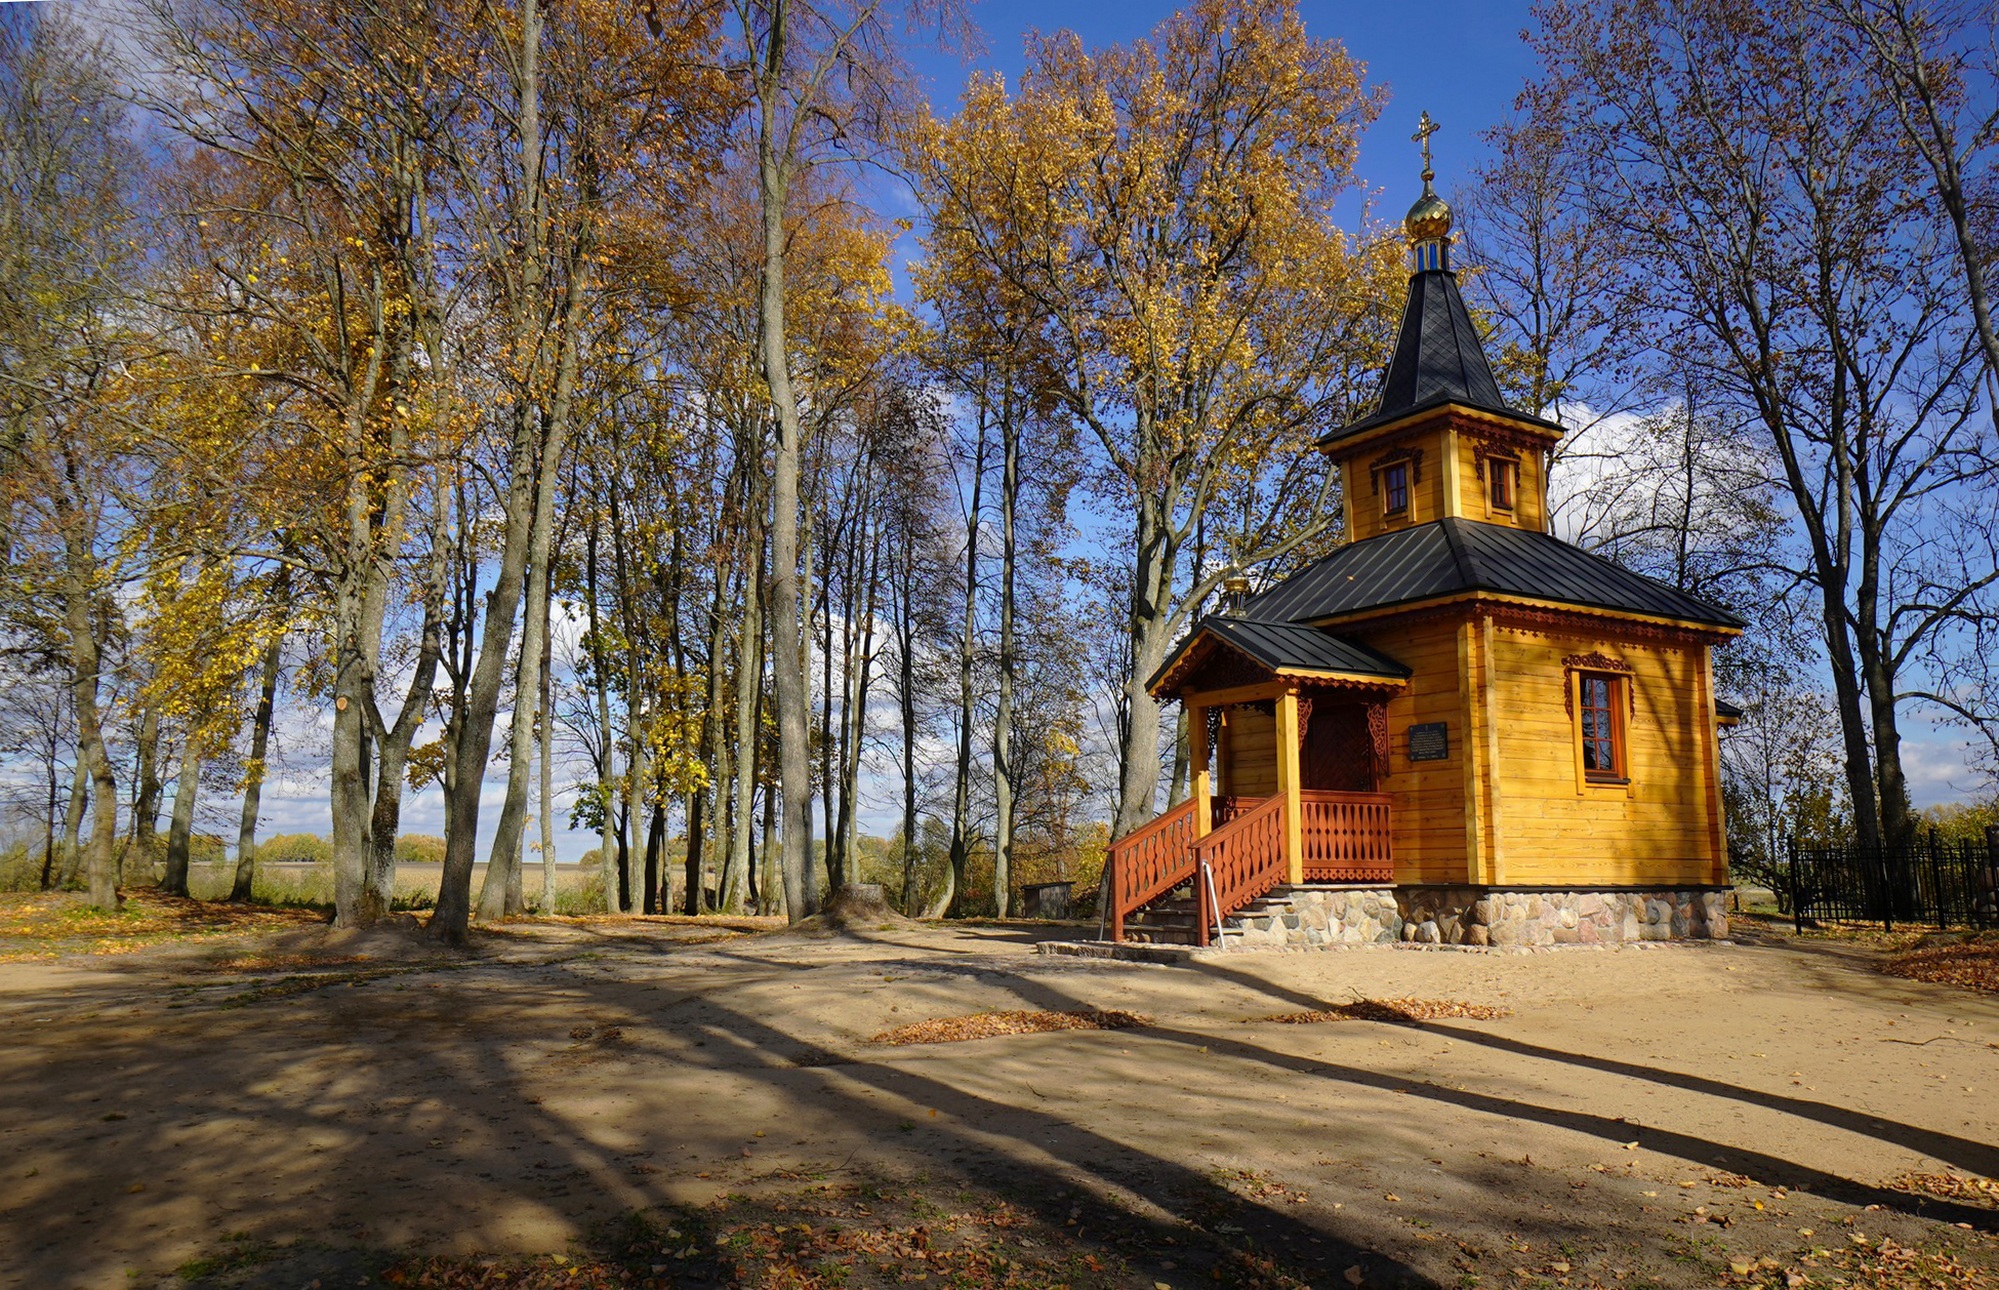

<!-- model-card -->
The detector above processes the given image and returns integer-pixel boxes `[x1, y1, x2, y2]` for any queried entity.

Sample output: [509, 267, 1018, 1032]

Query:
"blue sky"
[904, 0, 1540, 210]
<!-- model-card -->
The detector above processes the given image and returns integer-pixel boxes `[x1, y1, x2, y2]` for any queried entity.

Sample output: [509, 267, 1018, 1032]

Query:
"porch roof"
[1148, 616, 1411, 697]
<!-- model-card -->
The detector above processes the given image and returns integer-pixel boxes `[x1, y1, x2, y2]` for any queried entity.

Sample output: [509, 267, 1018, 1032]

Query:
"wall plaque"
[1408, 722, 1449, 762]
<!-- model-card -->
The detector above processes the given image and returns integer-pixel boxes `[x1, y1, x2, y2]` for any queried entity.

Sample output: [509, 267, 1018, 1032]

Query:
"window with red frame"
[1578, 673, 1624, 780]
[1489, 458, 1516, 511]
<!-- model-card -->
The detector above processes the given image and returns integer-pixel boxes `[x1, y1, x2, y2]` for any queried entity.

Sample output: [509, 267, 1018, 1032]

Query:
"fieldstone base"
[1226, 885, 1729, 949]
[1230, 888, 1405, 947]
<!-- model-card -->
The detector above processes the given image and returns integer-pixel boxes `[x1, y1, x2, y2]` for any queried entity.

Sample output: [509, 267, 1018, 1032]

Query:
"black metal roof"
[1205, 618, 1411, 677]
[1319, 269, 1564, 446]
[1147, 616, 1410, 694]
[1239, 518, 1747, 629]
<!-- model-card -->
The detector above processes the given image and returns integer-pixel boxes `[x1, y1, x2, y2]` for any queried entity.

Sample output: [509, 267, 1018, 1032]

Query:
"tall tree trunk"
[683, 790, 705, 914]
[642, 802, 665, 914]
[40, 741, 59, 891]
[62, 532, 119, 909]
[609, 480, 646, 914]
[584, 515, 621, 913]
[756, 80, 817, 922]
[432, 0, 593, 943]
[721, 533, 763, 914]
[992, 398, 1019, 919]
[819, 505, 839, 894]
[479, 499, 555, 920]
[365, 503, 448, 919]
[836, 493, 882, 894]
[162, 737, 199, 897]
[760, 753, 780, 916]
[895, 528, 919, 913]
[58, 758, 87, 888]
[131, 705, 162, 874]
[538, 585, 557, 913]
[330, 564, 377, 924]
[1166, 708, 1189, 809]
[941, 411, 987, 918]
[231, 629, 283, 902]
[1113, 491, 1179, 836]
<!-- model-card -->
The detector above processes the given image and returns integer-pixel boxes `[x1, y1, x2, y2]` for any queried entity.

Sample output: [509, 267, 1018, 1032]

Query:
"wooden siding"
[1337, 610, 1725, 888]
[1341, 426, 1449, 543]
[1222, 705, 1279, 798]
[1345, 616, 1471, 883]
[1483, 622, 1723, 886]
[1454, 442, 1547, 531]
[1342, 423, 1550, 541]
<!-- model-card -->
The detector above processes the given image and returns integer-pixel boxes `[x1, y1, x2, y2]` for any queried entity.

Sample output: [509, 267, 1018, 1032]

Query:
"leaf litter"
[872, 1008, 1149, 1046]
[1884, 941, 1999, 994]
[1257, 997, 1510, 1025]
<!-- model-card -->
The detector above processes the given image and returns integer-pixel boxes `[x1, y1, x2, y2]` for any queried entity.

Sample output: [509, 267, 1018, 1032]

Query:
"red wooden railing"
[1212, 795, 1261, 828]
[1105, 798, 1200, 942]
[1300, 789, 1395, 881]
[1106, 790, 1395, 943]
[1192, 795, 1287, 947]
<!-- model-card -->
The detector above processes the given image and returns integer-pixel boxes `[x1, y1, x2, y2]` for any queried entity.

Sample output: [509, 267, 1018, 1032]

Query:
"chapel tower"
[1324, 111, 1564, 542]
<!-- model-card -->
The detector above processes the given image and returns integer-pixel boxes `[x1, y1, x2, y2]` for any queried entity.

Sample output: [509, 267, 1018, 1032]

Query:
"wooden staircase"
[1106, 791, 1394, 946]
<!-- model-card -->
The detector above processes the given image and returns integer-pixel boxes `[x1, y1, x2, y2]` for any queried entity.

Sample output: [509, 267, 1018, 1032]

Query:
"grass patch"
[0, 891, 322, 962]
[174, 1232, 277, 1281]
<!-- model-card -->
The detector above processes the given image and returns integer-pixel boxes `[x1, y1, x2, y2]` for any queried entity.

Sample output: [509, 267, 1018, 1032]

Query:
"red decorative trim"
[1563, 652, 1636, 717]
[1470, 443, 1521, 482]
[1367, 446, 1424, 496]
[1156, 632, 1266, 695]
[1458, 417, 1556, 457]
[1367, 702, 1391, 784]
[1297, 697, 1313, 748]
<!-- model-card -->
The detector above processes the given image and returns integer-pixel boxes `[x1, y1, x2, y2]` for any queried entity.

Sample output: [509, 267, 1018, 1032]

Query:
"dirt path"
[0, 914, 1994, 1288]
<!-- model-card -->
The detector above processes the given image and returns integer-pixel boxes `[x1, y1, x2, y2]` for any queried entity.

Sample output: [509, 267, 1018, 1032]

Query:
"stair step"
[1124, 929, 1199, 946]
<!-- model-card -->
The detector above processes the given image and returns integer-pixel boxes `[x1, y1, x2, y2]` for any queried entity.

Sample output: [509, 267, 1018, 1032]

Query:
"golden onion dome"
[1405, 188, 1452, 243]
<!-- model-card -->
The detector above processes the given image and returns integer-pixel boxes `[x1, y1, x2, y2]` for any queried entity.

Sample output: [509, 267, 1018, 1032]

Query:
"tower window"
[1489, 459, 1516, 511]
[1382, 463, 1409, 515]
[1578, 674, 1625, 781]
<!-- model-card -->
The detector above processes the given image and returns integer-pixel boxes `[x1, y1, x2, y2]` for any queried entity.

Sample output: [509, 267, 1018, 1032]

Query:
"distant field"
[181, 859, 605, 911]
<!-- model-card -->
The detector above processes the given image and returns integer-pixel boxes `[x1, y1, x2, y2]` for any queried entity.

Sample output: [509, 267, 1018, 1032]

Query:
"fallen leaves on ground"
[1258, 998, 1511, 1025]
[0, 891, 323, 961]
[1214, 1167, 1311, 1204]
[201, 951, 371, 973]
[871, 1008, 1149, 1046]
[1884, 941, 1999, 994]
[1888, 1171, 1999, 1210]
[355, 1177, 1328, 1290]
[1721, 1234, 1999, 1289]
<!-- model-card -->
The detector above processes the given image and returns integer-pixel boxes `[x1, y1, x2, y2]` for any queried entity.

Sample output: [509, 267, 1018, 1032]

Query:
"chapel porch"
[1108, 617, 1412, 945]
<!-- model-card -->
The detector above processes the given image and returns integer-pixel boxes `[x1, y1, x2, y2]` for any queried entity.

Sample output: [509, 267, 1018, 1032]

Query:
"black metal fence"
[1788, 827, 1999, 932]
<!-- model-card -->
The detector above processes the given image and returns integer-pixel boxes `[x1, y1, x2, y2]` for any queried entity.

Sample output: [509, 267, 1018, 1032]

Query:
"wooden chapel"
[1104, 118, 1745, 949]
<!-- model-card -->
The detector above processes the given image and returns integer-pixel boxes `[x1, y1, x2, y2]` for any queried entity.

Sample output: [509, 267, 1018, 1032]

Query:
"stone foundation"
[1227, 885, 1729, 949]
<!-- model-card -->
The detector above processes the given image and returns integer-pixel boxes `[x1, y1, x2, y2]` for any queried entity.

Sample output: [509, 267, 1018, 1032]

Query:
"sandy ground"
[1, 916, 1995, 1288]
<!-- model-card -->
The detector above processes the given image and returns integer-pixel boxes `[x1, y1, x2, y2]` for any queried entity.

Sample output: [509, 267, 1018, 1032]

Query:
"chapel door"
[1301, 701, 1378, 793]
